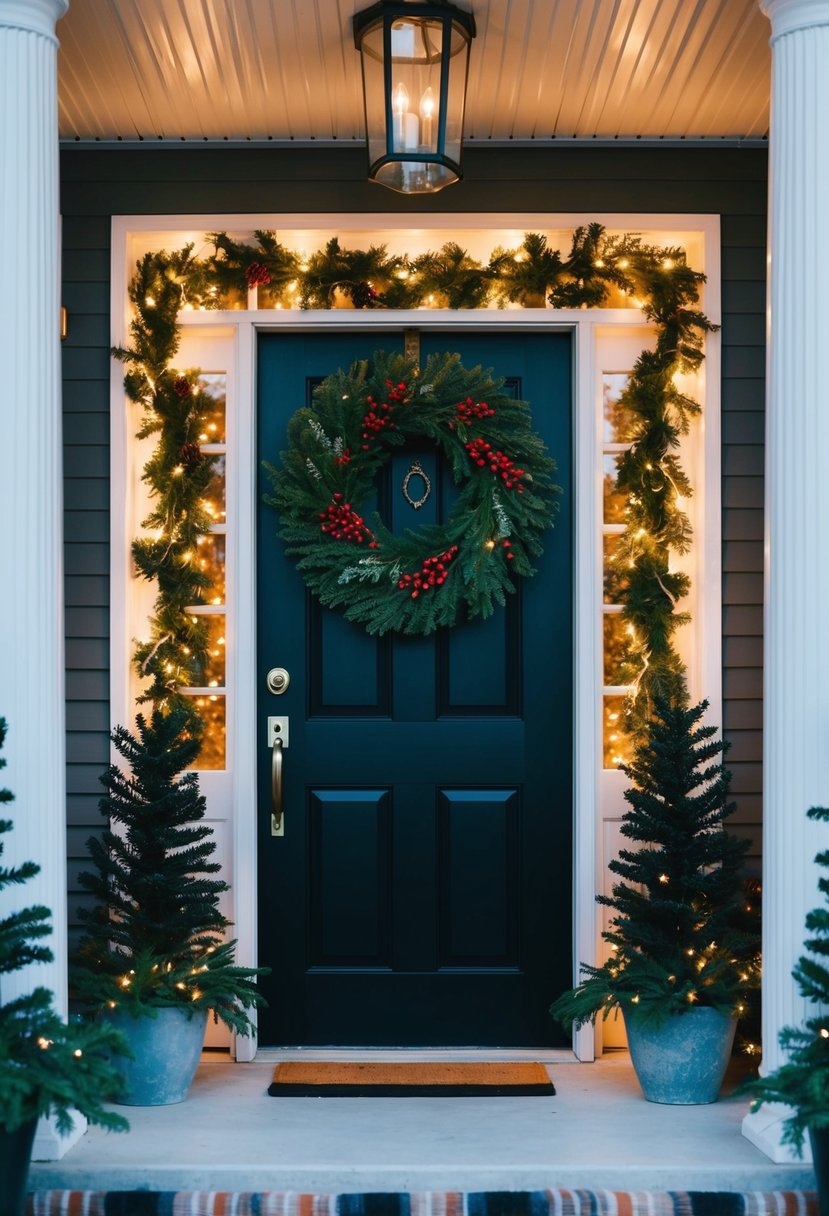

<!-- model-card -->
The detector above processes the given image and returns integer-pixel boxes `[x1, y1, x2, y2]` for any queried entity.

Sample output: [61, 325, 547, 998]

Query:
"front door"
[256, 329, 572, 1046]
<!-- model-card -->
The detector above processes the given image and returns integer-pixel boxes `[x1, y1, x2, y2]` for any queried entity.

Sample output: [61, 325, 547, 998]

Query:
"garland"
[263, 351, 559, 636]
[113, 249, 221, 726]
[114, 224, 715, 745]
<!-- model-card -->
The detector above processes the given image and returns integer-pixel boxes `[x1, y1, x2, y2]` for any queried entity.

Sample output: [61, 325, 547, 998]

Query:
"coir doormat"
[26, 1191, 820, 1215]
[267, 1060, 556, 1096]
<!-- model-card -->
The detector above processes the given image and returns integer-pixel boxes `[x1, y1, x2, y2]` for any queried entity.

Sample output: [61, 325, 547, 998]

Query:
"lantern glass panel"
[358, 8, 472, 195]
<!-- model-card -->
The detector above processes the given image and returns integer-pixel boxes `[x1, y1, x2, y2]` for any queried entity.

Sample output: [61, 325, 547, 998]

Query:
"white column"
[742, 0, 829, 1164]
[0, 0, 83, 1160]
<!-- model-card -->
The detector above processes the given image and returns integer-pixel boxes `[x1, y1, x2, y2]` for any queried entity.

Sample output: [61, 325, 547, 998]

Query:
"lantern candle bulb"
[392, 83, 419, 151]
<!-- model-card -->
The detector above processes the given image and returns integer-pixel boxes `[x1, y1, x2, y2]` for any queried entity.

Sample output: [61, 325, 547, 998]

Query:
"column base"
[742, 1103, 812, 1164]
[32, 1112, 87, 1162]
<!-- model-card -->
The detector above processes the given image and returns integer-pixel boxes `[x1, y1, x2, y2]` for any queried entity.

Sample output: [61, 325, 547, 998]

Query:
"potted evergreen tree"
[72, 707, 268, 1105]
[745, 805, 829, 1209]
[551, 698, 760, 1104]
[0, 719, 128, 1216]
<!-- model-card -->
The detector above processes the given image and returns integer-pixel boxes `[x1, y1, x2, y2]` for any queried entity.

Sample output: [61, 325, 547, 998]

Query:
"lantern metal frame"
[353, 0, 476, 194]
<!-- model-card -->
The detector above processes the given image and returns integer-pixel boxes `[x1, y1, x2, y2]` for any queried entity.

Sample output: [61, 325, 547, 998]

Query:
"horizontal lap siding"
[59, 144, 768, 920]
[62, 211, 111, 951]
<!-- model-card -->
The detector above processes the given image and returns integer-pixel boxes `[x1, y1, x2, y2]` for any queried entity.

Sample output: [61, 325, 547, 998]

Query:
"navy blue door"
[256, 329, 571, 1046]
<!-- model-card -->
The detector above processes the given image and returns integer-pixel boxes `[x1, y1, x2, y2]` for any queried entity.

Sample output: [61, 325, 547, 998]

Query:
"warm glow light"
[393, 81, 410, 115]
[73, 1049, 83, 1058]
[658, 873, 669, 884]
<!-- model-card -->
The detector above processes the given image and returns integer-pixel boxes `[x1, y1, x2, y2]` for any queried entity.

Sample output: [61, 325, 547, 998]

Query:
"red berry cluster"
[464, 438, 525, 491]
[360, 381, 408, 450]
[319, 493, 378, 547]
[501, 539, 515, 561]
[173, 377, 192, 398]
[361, 398, 396, 448]
[453, 397, 496, 426]
[397, 545, 459, 598]
[245, 261, 272, 287]
[335, 447, 351, 466]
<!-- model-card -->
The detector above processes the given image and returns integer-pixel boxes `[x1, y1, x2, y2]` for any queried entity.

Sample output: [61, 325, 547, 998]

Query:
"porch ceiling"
[57, 0, 770, 145]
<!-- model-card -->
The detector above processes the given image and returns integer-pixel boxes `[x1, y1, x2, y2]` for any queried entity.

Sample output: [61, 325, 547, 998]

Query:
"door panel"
[256, 328, 572, 1046]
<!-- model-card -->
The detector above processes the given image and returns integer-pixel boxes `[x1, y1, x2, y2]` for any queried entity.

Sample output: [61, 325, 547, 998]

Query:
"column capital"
[0, 0, 68, 42]
[760, 0, 829, 38]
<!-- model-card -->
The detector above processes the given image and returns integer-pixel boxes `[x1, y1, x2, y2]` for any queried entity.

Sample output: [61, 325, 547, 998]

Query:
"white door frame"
[110, 214, 722, 1062]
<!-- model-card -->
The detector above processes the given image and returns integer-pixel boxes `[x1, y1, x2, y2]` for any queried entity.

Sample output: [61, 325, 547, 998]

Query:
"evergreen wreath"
[264, 349, 560, 636]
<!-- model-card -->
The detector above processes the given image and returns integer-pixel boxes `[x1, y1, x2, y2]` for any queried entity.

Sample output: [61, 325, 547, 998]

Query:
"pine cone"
[177, 442, 203, 468]
[173, 377, 192, 398]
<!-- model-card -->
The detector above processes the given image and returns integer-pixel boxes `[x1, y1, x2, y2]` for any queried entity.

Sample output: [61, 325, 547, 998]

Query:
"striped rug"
[25, 1191, 819, 1215]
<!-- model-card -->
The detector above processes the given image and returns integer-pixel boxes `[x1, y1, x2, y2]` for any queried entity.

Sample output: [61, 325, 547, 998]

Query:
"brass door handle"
[271, 737, 284, 836]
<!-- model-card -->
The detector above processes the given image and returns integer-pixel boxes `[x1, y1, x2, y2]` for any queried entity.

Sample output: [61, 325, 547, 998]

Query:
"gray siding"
[60, 145, 768, 937]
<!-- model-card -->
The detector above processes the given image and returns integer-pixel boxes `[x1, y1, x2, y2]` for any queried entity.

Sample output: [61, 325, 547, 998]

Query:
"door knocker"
[401, 460, 432, 511]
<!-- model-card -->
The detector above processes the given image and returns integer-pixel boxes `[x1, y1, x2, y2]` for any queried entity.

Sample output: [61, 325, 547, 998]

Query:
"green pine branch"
[72, 708, 268, 1035]
[745, 805, 829, 1152]
[551, 699, 758, 1031]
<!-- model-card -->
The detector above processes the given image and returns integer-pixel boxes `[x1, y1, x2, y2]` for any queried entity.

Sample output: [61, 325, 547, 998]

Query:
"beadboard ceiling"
[56, 0, 770, 145]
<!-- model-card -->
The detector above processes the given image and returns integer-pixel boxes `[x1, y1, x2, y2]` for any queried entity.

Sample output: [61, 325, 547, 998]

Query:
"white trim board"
[110, 214, 722, 1062]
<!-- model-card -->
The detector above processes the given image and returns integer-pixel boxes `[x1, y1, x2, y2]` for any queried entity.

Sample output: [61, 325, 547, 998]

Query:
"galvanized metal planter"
[623, 1007, 737, 1105]
[104, 1006, 208, 1106]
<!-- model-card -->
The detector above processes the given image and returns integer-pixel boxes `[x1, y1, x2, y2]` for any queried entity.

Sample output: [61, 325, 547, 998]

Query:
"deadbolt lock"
[266, 667, 291, 695]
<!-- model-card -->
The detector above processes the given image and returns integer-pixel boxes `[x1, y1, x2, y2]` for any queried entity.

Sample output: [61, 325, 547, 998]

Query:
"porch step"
[27, 1055, 817, 1195]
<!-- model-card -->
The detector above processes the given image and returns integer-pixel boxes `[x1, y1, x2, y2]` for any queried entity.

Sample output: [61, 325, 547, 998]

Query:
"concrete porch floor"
[29, 1051, 816, 1195]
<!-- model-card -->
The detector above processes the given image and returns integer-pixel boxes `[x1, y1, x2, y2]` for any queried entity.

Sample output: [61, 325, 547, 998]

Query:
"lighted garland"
[263, 351, 559, 636]
[115, 224, 715, 745]
[113, 249, 221, 725]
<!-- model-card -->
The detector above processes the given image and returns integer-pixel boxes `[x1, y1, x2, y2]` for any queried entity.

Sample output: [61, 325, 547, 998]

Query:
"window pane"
[603, 695, 633, 770]
[203, 454, 226, 523]
[196, 373, 227, 444]
[190, 614, 226, 687]
[603, 613, 637, 685]
[195, 533, 226, 604]
[602, 372, 635, 444]
[185, 695, 226, 770]
[603, 533, 630, 604]
[603, 453, 627, 524]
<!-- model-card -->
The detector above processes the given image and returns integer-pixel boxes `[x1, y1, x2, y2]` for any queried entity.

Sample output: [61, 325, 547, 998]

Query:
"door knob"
[266, 667, 291, 695]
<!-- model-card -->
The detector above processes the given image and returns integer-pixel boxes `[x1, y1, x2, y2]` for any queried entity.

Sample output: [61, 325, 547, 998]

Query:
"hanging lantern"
[353, 0, 476, 195]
